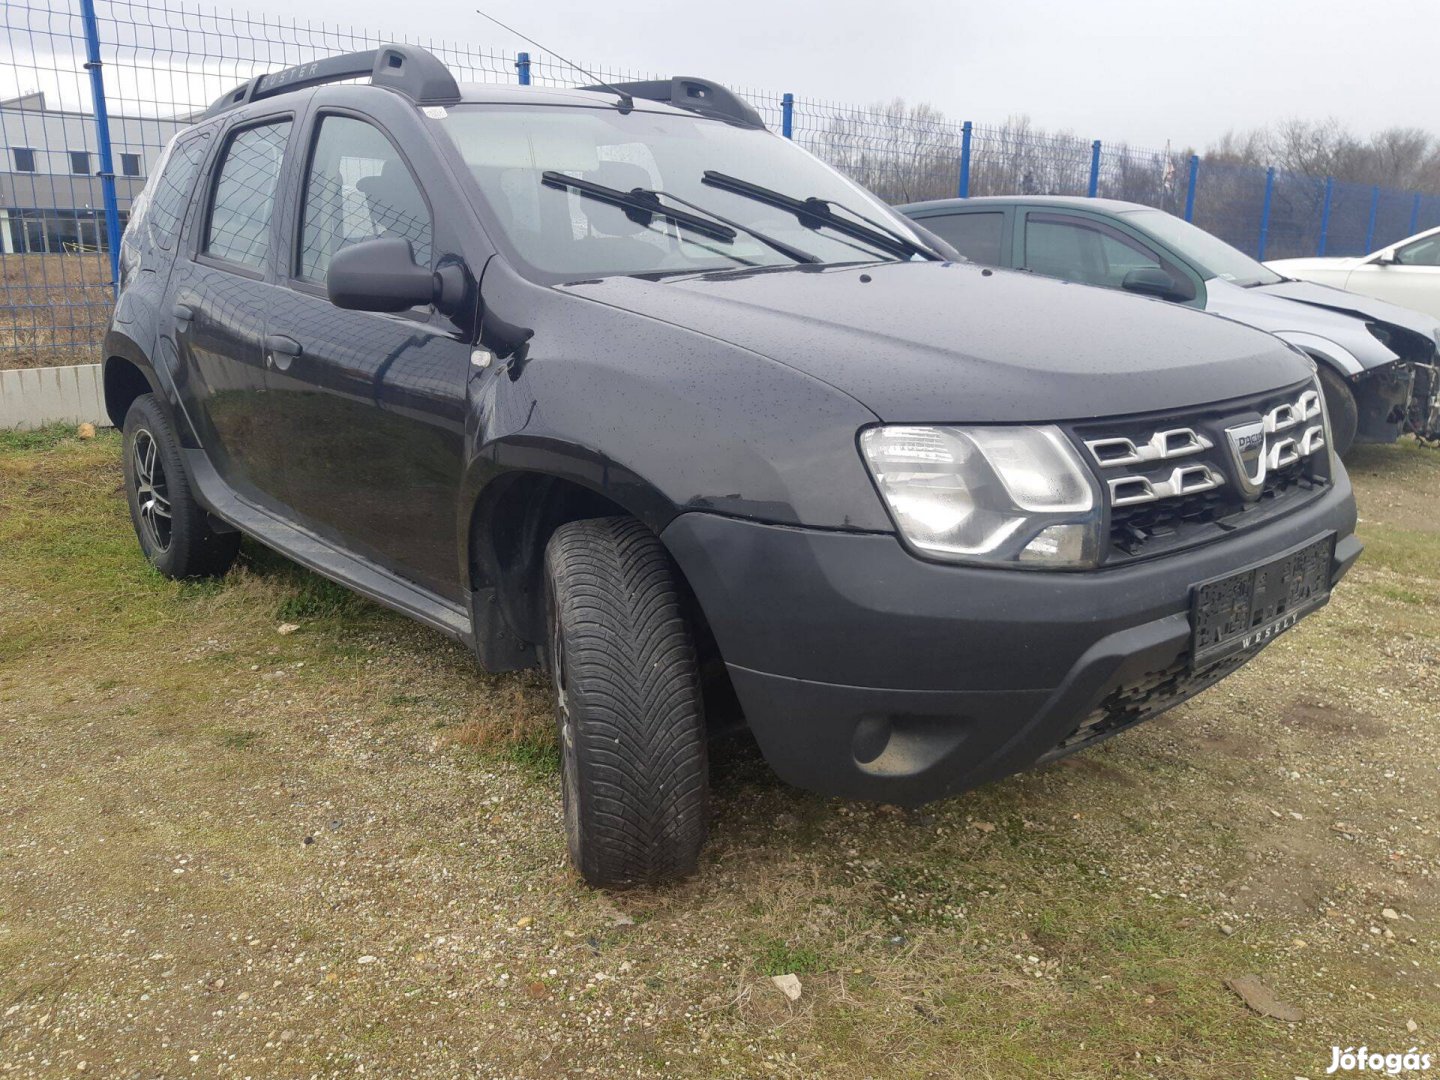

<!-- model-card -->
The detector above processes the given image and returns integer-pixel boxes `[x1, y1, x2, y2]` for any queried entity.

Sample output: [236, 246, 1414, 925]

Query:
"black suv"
[106, 46, 1361, 887]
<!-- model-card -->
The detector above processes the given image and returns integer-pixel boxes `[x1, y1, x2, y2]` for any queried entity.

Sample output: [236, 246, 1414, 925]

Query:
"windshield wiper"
[701, 171, 942, 261]
[647, 190, 820, 264]
[541, 171, 736, 244]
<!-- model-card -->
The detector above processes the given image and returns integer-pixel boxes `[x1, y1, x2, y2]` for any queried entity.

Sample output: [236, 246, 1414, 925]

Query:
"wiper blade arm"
[541, 171, 736, 244]
[701, 171, 940, 261]
[649, 190, 820, 264]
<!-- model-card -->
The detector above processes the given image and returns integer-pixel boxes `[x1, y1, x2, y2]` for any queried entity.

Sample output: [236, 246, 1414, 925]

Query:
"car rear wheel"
[543, 516, 708, 888]
[122, 394, 240, 579]
[1316, 365, 1358, 457]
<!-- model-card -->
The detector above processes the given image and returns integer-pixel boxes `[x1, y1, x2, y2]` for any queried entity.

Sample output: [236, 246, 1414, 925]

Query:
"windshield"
[435, 104, 926, 279]
[1120, 208, 1282, 287]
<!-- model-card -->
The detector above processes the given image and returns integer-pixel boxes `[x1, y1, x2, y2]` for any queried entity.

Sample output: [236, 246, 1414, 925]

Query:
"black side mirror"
[1122, 266, 1184, 300]
[327, 235, 438, 313]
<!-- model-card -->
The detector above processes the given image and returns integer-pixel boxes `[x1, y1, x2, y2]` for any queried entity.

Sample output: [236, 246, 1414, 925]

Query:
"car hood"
[561, 261, 1310, 423]
[1264, 255, 1362, 274]
[1204, 277, 1439, 369]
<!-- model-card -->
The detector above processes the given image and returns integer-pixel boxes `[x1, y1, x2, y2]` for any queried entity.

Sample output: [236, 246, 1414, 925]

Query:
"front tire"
[1316, 365, 1358, 457]
[543, 517, 708, 888]
[122, 394, 240, 579]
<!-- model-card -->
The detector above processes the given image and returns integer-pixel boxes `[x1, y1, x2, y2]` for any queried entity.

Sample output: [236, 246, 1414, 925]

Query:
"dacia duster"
[105, 46, 1361, 887]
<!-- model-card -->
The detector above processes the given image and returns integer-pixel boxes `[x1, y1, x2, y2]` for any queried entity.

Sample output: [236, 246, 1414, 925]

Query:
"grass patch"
[0, 422, 99, 452]
[754, 938, 825, 977]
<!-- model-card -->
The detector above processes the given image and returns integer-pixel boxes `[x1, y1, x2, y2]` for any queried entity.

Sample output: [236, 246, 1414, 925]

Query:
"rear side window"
[924, 212, 1005, 266]
[145, 131, 211, 251]
[298, 115, 432, 281]
[205, 121, 291, 270]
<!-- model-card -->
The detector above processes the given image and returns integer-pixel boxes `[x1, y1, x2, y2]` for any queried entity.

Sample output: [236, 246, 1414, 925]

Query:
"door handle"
[264, 334, 303, 370]
[172, 302, 194, 327]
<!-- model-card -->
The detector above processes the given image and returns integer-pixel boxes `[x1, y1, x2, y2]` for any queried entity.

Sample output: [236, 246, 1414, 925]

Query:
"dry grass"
[0, 427, 1437, 1078]
[0, 253, 114, 369]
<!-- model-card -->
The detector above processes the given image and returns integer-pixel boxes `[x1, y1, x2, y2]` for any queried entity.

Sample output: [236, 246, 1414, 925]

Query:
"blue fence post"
[1364, 185, 1380, 253]
[781, 93, 793, 139]
[957, 120, 972, 198]
[1257, 167, 1275, 260]
[1409, 193, 1422, 238]
[515, 51, 531, 85]
[1317, 176, 1334, 255]
[78, 0, 121, 290]
[1087, 140, 1101, 198]
[1184, 155, 1199, 222]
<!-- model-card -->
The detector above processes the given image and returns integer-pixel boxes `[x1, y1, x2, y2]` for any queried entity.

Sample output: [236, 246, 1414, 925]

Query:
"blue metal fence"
[3, 0, 1440, 369]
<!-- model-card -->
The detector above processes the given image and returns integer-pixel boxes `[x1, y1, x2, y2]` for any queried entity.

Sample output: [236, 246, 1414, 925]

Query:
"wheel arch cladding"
[467, 469, 647, 666]
[103, 353, 157, 430]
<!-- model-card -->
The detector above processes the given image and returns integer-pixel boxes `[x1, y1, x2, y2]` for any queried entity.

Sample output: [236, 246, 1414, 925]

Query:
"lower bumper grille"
[1040, 647, 1261, 761]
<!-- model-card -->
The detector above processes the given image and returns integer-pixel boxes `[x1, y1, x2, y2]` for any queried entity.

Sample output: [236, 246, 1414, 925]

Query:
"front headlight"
[859, 424, 1103, 569]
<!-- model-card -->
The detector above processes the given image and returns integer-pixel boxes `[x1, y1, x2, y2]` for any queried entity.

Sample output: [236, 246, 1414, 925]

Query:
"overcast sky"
[276, 0, 1438, 150]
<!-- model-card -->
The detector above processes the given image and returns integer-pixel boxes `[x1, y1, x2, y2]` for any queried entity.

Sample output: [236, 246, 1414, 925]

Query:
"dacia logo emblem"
[1225, 419, 1267, 499]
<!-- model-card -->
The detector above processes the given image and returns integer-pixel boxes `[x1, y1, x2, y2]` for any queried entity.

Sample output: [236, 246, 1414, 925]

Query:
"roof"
[900, 195, 1153, 214]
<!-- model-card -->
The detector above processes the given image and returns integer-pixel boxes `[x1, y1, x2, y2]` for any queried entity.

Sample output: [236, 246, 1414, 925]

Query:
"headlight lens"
[859, 424, 1102, 569]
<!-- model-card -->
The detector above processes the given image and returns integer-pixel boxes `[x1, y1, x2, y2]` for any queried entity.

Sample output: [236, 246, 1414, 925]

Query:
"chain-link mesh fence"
[4, 0, 1440, 370]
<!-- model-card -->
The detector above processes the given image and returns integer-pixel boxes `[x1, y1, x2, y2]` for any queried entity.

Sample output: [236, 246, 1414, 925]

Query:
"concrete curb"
[0, 364, 109, 431]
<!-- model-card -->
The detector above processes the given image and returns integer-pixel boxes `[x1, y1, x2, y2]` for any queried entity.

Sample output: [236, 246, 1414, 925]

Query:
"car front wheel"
[543, 516, 708, 888]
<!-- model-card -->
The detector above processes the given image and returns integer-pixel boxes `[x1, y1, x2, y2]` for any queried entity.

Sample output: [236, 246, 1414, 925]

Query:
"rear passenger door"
[167, 116, 295, 506]
[262, 107, 472, 601]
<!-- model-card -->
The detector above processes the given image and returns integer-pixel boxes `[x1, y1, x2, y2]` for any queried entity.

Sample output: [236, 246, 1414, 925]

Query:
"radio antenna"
[474, 9, 633, 112]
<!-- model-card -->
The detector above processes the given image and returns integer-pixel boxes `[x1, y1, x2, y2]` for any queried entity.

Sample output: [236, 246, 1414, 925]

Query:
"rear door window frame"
[193, 112, 297, 282]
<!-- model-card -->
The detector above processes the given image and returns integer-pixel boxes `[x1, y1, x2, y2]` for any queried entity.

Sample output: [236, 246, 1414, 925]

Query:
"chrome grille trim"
[1107, 463, 1224, 507]
[1085, 427, 1212, 467]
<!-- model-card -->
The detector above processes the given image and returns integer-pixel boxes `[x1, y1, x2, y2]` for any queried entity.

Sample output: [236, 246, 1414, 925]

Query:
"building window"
[12, 147, 36, 172]
[120, 153, 142, 177]
[69, 150, 91, 175]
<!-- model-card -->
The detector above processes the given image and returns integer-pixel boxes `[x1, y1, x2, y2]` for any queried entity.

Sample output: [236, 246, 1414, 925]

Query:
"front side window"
[204, 121, 291, 269]
[1396, 234, 1440, 267]
[435, 104, 928, 279]
[924, 211, 1005, 265]
[1025, 213, 1194, 299]
[298, 115, 432, 281]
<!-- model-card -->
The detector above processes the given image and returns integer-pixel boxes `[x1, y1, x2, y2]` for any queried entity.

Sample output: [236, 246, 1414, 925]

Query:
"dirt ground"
[0, 428, 1437, 1079]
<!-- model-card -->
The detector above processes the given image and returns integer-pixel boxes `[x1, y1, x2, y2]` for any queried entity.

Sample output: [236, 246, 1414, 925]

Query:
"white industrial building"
[0, 91, 191, 253]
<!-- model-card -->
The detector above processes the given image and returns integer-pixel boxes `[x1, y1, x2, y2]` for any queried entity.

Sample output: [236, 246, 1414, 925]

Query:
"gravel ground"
[0, 429, 1437, 1079]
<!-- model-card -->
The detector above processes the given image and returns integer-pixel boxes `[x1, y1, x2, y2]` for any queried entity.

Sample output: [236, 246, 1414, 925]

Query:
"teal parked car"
[898, 195, 1440, 454]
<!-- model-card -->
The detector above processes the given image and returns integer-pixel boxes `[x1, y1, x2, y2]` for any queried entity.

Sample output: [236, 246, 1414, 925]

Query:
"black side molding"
[202, 44, 461, 118]
[580, 76, 766, 129]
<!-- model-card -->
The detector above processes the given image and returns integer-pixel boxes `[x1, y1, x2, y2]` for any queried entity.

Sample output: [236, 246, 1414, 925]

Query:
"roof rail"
[579, 77, 765, 130]
[201, 44, 461, 119]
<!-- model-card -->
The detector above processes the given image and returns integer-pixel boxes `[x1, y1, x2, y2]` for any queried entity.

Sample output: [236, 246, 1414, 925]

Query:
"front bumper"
[661, 470, 1360, 805]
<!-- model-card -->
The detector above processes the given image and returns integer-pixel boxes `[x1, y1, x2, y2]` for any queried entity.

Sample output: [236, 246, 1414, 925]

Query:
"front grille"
[1039, 647, 1259, 761]
[1070, 381, 1331, 564]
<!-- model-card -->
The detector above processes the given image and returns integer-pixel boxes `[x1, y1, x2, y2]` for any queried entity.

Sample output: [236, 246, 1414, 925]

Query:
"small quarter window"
[204, 121, 291, 269]
[147, 131, 211, 251]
